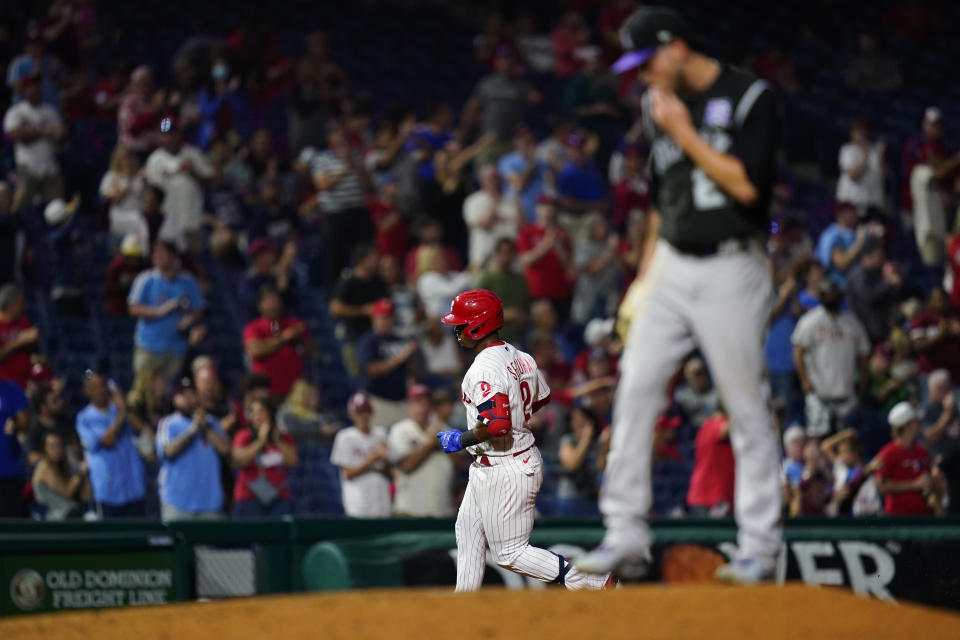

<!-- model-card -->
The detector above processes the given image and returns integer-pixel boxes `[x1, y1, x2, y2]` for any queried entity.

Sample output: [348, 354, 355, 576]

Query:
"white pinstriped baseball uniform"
[454, 340, 609, 591]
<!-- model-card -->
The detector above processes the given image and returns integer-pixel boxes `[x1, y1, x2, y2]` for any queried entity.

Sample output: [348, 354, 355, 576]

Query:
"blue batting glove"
[437, 430, 464, 453]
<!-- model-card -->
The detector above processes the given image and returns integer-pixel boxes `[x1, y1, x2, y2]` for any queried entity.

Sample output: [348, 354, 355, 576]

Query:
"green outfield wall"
[2, 517, 958, 616]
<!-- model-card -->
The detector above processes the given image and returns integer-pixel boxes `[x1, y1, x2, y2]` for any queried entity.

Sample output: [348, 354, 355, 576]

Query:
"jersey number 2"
[692, 168, 726, 210]
[519, 381, 532, 422]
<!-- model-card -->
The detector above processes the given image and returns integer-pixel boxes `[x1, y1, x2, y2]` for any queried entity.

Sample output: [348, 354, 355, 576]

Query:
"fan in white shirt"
[144, 117, 213, 252]
[100, 145, 147, 243]
[836, 118, 885, 215]
[463, 165, 520, 268]
[330, 392, 392, 518]
[414, 246, 475, 319]
[387, 385, 454, 517]
[3, 75, 65, 209]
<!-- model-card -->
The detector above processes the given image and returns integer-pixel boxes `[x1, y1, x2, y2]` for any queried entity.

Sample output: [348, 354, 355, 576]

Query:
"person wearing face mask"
[791, 279, 871, 439]
[195, 57, 249, 150]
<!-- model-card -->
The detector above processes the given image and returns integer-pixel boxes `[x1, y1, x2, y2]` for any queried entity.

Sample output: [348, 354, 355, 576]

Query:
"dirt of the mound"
[1, 584, 959, 640]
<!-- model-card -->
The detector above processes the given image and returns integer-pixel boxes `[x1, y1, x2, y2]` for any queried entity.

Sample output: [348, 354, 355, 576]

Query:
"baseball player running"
[436, 289, 610, 591]
[576, 7, 782, 584]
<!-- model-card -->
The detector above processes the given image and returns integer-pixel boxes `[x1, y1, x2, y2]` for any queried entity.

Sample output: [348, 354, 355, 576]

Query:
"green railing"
[2, 516, 959, 615]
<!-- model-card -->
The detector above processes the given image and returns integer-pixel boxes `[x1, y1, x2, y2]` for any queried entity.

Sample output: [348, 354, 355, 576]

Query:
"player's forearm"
[673, 127, 758, 206]
[460, 422, 491, 448]
[637, 211, 660, 278]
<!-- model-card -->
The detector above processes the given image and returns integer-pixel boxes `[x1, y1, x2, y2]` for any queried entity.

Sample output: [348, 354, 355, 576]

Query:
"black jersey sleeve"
[730, 81, 779, 204]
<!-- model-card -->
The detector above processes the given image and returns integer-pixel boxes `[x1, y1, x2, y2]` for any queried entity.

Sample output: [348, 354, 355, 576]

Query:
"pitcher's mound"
[2, 584, 959, 639]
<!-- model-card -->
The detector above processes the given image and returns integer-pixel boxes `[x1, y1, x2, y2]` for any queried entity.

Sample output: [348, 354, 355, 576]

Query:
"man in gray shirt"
[470, 48, 541, 163]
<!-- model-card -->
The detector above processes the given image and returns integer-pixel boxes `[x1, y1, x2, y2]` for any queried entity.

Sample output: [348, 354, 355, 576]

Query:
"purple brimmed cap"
[611, 6, 690, 74]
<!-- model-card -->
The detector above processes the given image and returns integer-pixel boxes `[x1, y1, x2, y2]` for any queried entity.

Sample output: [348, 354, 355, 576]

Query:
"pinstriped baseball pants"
[454, 447, 608, 591]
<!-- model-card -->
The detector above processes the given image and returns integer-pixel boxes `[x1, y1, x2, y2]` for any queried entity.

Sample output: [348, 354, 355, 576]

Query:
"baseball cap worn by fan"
[584, 317, 615, 347]
[407, 384, 431, 401]
[370, 298, 395, 317]
[348, 391, 372, 413]
[172, 376, 194, 396]
[611, 6, 691, 74]
[29, 362, 54, 384]
[888, 401, 918, 430]
[782, 425, 806, 448]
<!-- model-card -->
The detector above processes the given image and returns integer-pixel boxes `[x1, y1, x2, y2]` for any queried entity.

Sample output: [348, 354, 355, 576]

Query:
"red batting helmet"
[441, 289, 503, 340]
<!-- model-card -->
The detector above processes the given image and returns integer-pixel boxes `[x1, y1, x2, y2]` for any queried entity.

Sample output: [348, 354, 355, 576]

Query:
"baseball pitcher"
[576, 6, 783, 584]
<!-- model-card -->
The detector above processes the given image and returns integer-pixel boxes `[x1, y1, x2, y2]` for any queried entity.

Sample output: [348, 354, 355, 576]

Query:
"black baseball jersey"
[642, 64, 778, 248]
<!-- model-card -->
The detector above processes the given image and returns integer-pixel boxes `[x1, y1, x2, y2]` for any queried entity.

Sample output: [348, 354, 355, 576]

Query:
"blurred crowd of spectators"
[1, 0, 959, 522]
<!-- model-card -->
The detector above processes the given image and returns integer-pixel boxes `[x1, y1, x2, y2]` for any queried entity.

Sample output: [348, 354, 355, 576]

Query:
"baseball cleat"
[575, 544, 651, 580]
[715, 556, 776, 585]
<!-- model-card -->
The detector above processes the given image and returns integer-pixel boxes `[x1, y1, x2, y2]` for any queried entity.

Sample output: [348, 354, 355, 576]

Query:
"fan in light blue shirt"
[156, 382, 230, 519]
[76, 374, 146, 510]
[127, 243, 205, 357]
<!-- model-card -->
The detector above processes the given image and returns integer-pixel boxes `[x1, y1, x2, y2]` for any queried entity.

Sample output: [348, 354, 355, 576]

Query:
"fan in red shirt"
[367, 173, 409, 264]
[687, 409, 735, 517]
[874, 402, 940, 516]
[230, 398, 298, 517]
[242, 286, 313, 397]
[0, 285, 39, 389]
[516, 196, 575, 308]
[908, 287, 960, 382]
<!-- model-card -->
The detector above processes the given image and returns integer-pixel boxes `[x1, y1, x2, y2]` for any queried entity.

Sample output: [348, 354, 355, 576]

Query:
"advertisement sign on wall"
[2, 551, 175, 616]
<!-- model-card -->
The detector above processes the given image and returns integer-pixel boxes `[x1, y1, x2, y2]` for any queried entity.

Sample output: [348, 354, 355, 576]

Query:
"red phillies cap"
[29, 362, 54, 383]
[407, 384, 431, 400]
[370, 298, 395, 317]
[348, 391, 372, 413]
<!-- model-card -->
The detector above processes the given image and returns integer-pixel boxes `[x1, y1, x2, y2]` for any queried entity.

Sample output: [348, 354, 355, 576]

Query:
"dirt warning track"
[2, 583, 959, 639]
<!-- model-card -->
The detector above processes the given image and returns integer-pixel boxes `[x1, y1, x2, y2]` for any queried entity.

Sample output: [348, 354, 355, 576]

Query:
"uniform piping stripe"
[734, 79, 770, 129]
